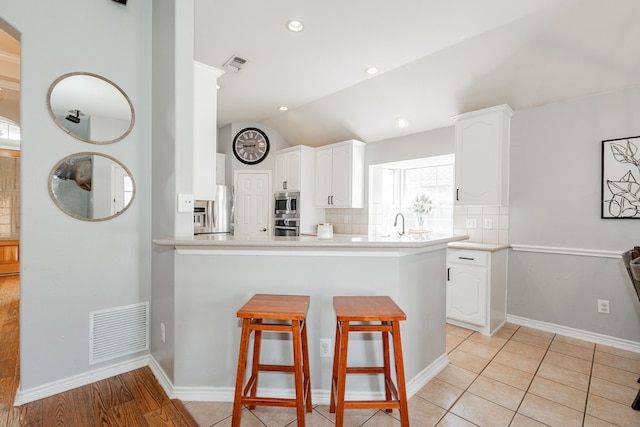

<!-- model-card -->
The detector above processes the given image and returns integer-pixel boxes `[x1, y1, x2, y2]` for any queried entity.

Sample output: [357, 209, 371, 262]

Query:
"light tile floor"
[184, 323, 640, 426]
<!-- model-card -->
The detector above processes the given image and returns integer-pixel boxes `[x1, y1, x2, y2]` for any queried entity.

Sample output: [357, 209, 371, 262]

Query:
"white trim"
[14, 355, 150, 406]
[175, 248, 434, 257]
[405, 353, 449, 398]
[510, 244, 622, 259]
[147, 355, 174, 399]
[151, 354, 450, 404]
[507, 315, 640, 353]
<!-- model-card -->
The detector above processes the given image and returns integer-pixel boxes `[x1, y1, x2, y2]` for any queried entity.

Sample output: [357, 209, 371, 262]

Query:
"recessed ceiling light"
[279, 106, 288, 111]
[287, 19, 304, 32]
[396, 118, 410, 128]
[366, 67, 379, 74]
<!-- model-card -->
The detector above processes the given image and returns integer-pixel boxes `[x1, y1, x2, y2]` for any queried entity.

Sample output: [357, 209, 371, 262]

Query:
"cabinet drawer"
[447, 249, 489, 267]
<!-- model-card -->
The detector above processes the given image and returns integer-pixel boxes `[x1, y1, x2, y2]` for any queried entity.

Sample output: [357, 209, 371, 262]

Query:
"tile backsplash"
[453, 205, 509, 245]
[325, 208, 369, 235]
[326, 205, 509, 243]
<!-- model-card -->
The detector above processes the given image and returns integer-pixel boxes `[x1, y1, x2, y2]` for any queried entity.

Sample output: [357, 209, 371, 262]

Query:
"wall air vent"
[222, 54, 247, 72]
[89, 302, 149, 365]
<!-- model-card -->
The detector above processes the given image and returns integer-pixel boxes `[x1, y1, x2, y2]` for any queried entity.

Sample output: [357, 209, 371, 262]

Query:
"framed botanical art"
[601, 136, 640, 219]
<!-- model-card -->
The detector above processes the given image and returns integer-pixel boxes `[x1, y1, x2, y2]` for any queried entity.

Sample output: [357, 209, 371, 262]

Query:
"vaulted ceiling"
[195, 0, 640, 146]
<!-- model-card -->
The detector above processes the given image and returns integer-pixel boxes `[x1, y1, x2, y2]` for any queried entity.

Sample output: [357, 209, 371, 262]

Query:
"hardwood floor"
[0, 275, 198, 427]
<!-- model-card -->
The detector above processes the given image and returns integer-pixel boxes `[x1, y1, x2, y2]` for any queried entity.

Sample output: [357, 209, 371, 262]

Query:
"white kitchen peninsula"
[153, 233, 467, 402]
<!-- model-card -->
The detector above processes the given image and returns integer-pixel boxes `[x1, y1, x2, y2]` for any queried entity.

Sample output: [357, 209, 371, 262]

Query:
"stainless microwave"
[274, 191, 299, 217]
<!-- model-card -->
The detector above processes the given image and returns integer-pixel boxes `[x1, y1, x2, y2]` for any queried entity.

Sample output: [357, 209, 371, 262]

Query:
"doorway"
[234, 171, 271, 237]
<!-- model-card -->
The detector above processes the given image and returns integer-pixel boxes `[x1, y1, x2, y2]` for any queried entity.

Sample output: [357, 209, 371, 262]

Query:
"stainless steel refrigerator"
[194, 185, 234, 235]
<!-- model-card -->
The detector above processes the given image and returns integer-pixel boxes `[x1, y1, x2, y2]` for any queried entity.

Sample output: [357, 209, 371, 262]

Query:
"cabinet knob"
[260, 228, 267, 232]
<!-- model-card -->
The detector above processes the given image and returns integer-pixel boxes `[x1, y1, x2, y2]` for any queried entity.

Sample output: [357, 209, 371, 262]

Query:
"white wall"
[0, 0, 153, 396]
[508, 86, 640, 341]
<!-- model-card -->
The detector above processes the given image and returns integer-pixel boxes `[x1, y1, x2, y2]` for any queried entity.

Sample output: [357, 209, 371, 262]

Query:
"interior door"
[234, 171, 271, 237]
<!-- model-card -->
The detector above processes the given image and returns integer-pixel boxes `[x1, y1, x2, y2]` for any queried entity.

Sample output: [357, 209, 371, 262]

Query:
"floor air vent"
[89, 302, 149, 365]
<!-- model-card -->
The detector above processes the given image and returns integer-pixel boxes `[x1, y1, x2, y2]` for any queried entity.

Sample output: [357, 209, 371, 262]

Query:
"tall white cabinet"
[273, 146, 324, 233]
[193, 61, 223, 200]
[446, 246, 508, 336]
[452, 104, 514, 206]
[315, 140, 365, 208]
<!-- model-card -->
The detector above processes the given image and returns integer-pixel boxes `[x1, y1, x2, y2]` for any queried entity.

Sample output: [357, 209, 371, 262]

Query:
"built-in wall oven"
[274, 191, 300, 236]
[273, 218, 300, 237]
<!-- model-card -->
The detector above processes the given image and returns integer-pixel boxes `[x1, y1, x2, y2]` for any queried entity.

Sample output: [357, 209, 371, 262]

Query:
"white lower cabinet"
[446, 248, 507, 336]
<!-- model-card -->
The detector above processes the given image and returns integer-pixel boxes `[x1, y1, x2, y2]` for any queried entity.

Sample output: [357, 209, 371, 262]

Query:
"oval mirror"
[47, 72, 135, 144]
[49, 152, 135, 221]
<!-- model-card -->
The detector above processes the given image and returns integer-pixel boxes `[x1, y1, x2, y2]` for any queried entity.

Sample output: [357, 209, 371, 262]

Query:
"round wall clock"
[232, 127, 270, 165]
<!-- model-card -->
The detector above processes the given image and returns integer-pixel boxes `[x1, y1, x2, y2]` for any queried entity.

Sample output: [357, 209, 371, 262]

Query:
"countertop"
[447, 241, 511, 252]
[154, 233, 469, 249]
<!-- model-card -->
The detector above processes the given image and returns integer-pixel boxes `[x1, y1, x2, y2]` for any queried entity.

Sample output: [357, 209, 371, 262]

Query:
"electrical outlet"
[160, 322, 166, 342]
[177, 194, 194, 213]
[484, 218, 493, 229]
[465, 218, 477, 229]
[319, 339, 332, 358]
[344, 216, 349, 224]
[597, 299, 610, 314]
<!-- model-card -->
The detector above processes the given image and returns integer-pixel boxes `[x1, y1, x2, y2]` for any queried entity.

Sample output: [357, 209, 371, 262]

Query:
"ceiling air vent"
[222, 55, 247, 72]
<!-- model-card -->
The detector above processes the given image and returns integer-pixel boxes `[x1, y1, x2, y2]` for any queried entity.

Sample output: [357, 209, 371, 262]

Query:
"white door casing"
[234, 171, 271, 237]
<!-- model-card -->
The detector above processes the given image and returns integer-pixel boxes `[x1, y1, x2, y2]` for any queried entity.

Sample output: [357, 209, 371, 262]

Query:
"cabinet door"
[286, 150, 301, 191]
[446, 264, 488, 327]
[330, 145, 352, 207]
[274, 154, 287, 191]
[455, 118, 501, 205]
[315, 148, 333, 207]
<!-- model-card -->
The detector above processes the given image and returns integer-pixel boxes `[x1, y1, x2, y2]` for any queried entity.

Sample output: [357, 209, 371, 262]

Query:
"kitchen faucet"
[393, 213, 405, 236]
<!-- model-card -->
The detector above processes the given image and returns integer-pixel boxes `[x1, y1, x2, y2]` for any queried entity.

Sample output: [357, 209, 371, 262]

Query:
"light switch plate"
[178, 194, 194, 213]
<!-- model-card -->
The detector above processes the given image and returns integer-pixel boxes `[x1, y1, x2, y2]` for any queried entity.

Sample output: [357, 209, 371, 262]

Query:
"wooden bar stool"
[330, 296, 410, 427]
[232, 294, 312, 427]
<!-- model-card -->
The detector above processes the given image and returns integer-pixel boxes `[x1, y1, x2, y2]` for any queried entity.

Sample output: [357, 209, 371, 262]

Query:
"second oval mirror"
[49, 152, 135, 221]
[47, 72, 135, 144]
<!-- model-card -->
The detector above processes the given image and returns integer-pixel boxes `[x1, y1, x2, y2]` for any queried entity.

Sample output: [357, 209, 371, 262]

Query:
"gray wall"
[508, 86, 640, 341]
[367, 88, 640, 343]
[151, 0, 196, 384]
[2, 0, 153, 391]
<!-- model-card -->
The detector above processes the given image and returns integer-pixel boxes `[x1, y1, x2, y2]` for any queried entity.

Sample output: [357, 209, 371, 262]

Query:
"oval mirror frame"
[48, 152, 136, 222]
[47, 72, 135, 144]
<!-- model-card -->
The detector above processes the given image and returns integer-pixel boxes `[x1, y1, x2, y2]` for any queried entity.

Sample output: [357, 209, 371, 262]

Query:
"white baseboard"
[150, 354, 450, 404]
[507, 315, 640, 353]
[25, 314, 638, 407]
[14, 355, 150, 406]
[147, 355, 174, 399]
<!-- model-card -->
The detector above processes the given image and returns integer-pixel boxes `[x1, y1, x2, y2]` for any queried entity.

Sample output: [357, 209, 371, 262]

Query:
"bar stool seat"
[232, 294, 312, 427]
[330, 296, 410, 427]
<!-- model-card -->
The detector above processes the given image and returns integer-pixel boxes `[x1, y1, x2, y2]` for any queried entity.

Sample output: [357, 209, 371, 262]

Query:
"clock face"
[232, 128, 270, 165]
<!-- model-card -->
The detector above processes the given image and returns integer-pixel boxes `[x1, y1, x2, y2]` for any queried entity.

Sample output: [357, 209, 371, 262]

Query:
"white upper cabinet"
[274, 148, 302, 191]
[193, 61, 224, 200]
[315, 140, 365, 208]
[452, 104, 514, 206]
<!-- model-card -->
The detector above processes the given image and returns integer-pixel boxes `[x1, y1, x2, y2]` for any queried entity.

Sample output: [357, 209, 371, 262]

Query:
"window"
[369, 154, 454, 236]
[0, 118, 20, 141]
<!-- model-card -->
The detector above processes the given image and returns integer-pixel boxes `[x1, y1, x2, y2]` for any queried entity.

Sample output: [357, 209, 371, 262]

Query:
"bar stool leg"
[334, 320, 351, 427]
[392, 321, 410, 426]
[329, 320, 341, 413]
[232, 319, 252, 427]
[381, 325, 393, 413]
[291, 320, 306, 427]
[300, 319, 313, 412]
[247, 321, 263, 409]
